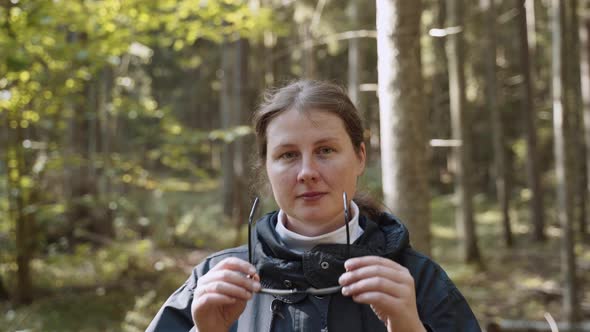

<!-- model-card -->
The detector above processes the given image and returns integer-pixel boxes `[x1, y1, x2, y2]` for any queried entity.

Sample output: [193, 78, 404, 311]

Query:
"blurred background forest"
[1, 0, 590, 331]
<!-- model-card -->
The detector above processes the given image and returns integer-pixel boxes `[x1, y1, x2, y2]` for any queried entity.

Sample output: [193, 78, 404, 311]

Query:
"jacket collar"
[252, 211, 410, 303]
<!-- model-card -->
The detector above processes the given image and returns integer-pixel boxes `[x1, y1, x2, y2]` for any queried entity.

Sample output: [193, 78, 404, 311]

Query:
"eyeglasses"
[247, 192, 351, 296]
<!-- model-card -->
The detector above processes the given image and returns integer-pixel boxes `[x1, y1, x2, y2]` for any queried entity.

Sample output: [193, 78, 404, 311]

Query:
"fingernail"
[253, 282, 261, 291]
[248, 266, 256, 275]
[338, 273, 348, 283]
[341, 286, 349, 296]
[344, 260, 352, 270]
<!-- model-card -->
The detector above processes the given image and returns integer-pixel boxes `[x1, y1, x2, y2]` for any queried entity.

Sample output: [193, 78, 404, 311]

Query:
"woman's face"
[265, 108, 366, 236]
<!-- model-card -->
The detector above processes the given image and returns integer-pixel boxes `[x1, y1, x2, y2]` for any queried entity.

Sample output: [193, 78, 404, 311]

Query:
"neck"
[275, 201, 363, 252]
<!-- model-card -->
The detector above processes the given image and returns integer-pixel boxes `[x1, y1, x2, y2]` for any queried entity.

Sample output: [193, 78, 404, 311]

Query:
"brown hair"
[251, 80, 384, 220]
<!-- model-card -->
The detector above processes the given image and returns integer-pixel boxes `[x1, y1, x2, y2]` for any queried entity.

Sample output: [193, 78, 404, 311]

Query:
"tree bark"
[484, 0, 512, 247]
[8, 109, 33, 304]
[579, 0, 590, 237]
[376, 0, 431, 255]
[550, 0, 579, 324]
[567, 0, 588, 240]
[0, 275, 8, 300]
[348, 0, 361, 108]
[232, 38, 251, 246]
[94, 68, 115, 238]
[518, 0, 546, 242]
[445, 0, 481, 263]
[220, 39, 236, 223]
[302, 24, 316, 79]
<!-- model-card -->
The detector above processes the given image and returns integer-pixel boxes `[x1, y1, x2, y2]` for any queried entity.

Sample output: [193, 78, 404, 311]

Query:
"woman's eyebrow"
[269, 137, 341, 151]
[314, 137, 339, 144]
[270, 142, 297, 150]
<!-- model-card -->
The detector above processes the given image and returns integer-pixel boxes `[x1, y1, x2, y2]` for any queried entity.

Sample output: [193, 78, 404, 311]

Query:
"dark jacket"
[146, 212, 481, 332]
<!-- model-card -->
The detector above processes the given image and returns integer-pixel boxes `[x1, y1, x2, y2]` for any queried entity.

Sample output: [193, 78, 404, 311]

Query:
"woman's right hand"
[191, 257, 261, 332]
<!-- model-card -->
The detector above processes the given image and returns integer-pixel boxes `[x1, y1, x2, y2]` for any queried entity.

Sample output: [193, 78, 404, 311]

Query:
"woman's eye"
[279, 151, 297, 160]
[318, 147, 335, 155]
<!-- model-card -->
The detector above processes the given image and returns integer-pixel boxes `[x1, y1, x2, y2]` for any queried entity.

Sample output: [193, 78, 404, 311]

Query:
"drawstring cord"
[268, 299, 284, 331]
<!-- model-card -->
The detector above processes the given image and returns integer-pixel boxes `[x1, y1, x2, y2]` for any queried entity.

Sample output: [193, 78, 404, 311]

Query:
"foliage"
[0, 0, 273, 258]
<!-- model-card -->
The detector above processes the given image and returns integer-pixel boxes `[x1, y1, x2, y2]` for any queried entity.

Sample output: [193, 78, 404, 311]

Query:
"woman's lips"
[298, 192, 327, 201]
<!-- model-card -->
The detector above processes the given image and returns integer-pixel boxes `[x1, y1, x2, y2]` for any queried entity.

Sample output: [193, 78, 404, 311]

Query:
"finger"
[341, 276, 409, 299]
[344, 256, 406, 272]
[210, 257, 257, 276]
[198, 280, 254, 301]
[350, 291, 401, 308]
[339, 264, 412, 287]
[199, 269, 261, 293]
[251, 273, 260, 282]
[193, 292, 237, 310]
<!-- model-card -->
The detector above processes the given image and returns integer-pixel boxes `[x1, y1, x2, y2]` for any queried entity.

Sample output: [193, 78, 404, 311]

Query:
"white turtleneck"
[275, 200, 364, 253]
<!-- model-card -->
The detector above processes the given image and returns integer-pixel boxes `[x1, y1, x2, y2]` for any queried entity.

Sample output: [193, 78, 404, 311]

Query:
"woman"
[147, 80, 481, 331]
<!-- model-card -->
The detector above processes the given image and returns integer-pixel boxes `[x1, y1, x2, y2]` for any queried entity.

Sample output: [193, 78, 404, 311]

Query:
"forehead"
[266, 109, 348, 144]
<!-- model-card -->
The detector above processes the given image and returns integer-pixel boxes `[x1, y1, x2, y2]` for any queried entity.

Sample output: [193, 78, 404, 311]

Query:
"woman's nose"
[297, 157, 319, 183]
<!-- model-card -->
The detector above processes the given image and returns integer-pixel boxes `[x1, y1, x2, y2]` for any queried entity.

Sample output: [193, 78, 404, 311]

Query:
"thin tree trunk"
[233, 38, 250, 246]
[96, 68, 114, 238]
[348, 0, 369, 162]
[0, 95, 10, 302]
[518, 0, 545, 241]
[484, 0, 511, 247]
[11, 111, 33, 304]
[302, 24, 316, 79]
[264, 29, 275, 86]
[348, 0, 361, 108]
[0, 275, 8, 300]
[525, 0, 537, 72]
[445, 0, 481, 264]
[568, 0, 588, 240]
[550, 0, 579, 325]
[376, 0, 431, 255]
[580, 0, 590, 237]
[221, 39, 235, 222]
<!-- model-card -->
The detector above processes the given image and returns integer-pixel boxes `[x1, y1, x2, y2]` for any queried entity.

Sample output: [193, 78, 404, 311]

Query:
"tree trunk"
[0, 275, 8, 300]
[221, 39, 236, 223]
[105, 68, 116, 236]
[518, 0, 546, 241]
[579, 0, 590, 237]
[0, 94, 11, 302]
[525, 0, 537, 71]
[550, 0, 579, 325]
[348, 0, 361, 108]
[484, 0, 512, 247]
[95, 68, 115, 238]
[376, 0, 431, 255]
[8, 110, 33, 304]
[301, 24, 316, 79]
[445, 0, 481, 264]
[348, 0, 370, 162]
[232, 38, 251, 246]
[567, 0, 588, 240]
[67, 82, 98, 245]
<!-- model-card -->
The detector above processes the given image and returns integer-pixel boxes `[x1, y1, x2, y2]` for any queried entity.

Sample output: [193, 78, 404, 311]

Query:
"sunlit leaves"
[0, 1, 276, 271]
[208, 125, 252, 142]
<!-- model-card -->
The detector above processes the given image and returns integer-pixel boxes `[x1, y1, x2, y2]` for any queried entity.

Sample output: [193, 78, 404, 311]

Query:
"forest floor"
[1, 195, 589, 331]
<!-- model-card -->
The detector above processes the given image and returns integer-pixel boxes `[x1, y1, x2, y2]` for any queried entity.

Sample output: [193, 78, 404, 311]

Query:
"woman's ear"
[356, 142, 367, 176]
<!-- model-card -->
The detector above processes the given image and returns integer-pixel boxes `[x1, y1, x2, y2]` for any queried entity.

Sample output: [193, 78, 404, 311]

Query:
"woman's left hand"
[338, 256, 426, 332]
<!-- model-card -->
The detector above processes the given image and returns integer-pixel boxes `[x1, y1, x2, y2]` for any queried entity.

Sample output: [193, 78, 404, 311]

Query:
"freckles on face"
[263, 108, 366, 231]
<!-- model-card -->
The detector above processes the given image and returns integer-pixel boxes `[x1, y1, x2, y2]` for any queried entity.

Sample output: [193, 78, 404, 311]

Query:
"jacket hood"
[252, 211, 410, 303]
